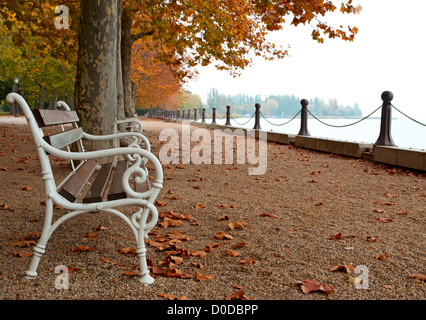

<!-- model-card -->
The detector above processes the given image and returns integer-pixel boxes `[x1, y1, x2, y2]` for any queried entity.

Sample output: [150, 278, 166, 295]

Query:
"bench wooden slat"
[83, 162, 114, 203]
[43, 127, 84, 150]
[33, 109, 80, 127]
[107, 160, 129, 201]
[59, 160, 98, 202]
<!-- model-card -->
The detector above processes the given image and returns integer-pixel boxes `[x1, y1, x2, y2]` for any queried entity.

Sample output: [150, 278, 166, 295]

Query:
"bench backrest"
[6, 93, 160, 205]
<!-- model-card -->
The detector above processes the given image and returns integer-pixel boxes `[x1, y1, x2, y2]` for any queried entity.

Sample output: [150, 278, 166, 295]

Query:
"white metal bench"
[6, 93, 163, 285]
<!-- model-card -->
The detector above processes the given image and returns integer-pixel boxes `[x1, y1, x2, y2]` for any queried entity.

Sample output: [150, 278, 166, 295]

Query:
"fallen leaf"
[155, 200, 167, 207]
[195, 204, 206, 209]
[329, 265, 355, 273]
[373, 209, 386, 213]
[233, 242, 246, 249]
[214, 232, 233, 240]
[311, 170, 321, 175]
[239, 258, 256, 265]
[329, 233, 344, 240]
[225, 249, 240, 257]
[20, 186, 32, 191]
[217, 204, 236, 209]
[366, 236, 379, 242]
[226, 290, 249, 300]
[119, 247, 137, 255]
[86, 232, 98, 239]
[0, 167, 10, 171]
[228, 221, 248, 230]
[218, 215, 230, 221]
[385, 193, 399, 198]
[10, 240, 36, 248]
[299, 279, 334, 295]
[373, 253, 389, 260]
[191, 250, 207, 258]
[158, 293, 188, 300]
[122, 270, 139, 277]
[259, 213, 279, 218]
[21, 232, 41, 241]
[195, 271, 213, 281]
[377, 217, 393, 223]
[13, 251, 32, 258]
[159, 217, 183, 229]
[0, 204, 12, 210]
[407, 274, 426, 281]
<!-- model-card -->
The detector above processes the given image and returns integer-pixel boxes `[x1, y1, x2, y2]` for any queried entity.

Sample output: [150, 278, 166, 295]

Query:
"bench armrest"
[82, 132, 151, 152]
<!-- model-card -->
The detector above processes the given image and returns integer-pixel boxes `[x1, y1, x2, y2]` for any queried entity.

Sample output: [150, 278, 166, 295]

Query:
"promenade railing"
[153, 91, 426, 148]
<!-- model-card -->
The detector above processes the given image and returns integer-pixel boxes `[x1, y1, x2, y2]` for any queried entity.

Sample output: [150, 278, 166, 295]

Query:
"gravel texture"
[0, 117, 424, 300]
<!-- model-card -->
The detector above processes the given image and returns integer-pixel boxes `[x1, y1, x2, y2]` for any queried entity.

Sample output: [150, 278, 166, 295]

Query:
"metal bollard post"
[253, 103, 261, 130]
[297, 99, 310, 136]
[202, 108, 206, 123]
[187, 108, 191, 120]
[374, 91, 396, 147]
[194, 107, 197, 121]
[181, 108, 185, 120]
[225, 105, 231, 126]
[212, 107, 217, 124]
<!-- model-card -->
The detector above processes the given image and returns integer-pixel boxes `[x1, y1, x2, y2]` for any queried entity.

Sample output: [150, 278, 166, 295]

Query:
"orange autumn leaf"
[233, 242, 246, 249]
[299, 279, 334, 295]
[13, 251, 32, 258]
[20, 186, 32, 191]
[214, 232, 234, 240]
[155, 200, 167, 207]
[373, 253, 390, 260]
[119, 247, 137, 255]
[366, 236, 379, 242]
[195, 204, 206, 209]
[159, 217, 183, 229]
[0, 167, 10, 171]
[226, 290, 249, 300]
[0, 204, 13, 210]
[195, 271, 214, 281]
[217, 204, 236, 209]
[407, 274, 426, 282]
[225, 249, 240, 257]
[259, 213, 279, 218]
[10, 240, 36, 248]
[329, 265, 355, 273]
[239, 258, 256, 265]
[228, 221, 248, 230]
[329, 233, 344, 240]
[158, 293, 188, 300]
[377, 217, 393, 223]
[122, 270, 139, 277]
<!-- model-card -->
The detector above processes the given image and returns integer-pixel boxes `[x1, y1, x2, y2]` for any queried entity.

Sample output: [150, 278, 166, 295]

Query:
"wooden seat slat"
[107, 160, 129, 201]
[83, 162, 114, 203]
[59, 160, 98, 202]
[33, 109, 80, 127]
[43, 127, 84, 150]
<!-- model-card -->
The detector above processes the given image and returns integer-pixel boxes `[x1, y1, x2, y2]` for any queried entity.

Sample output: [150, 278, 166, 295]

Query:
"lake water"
[207, 116, 426, 151]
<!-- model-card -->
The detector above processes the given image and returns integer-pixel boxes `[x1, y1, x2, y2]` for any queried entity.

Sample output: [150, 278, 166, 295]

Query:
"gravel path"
[0, 117, 424, 300]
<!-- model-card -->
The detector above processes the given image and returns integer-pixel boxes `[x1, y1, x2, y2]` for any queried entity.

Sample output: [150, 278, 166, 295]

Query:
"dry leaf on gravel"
[158, 293, 188, 300]
[214, 232, 233, 240]
[225, 249, 240, 257]
[377, 217, 393, 223]
[226, 290, 249, 300]
[228, 221, 248, 230]
[407, 274, 426, 281]
[330, 265, 355, 273]
[195, 271, 214, 281]
[373, 253, 390, 260]
[13, 251, 32, 258]
[259, 213, 279, 218]
[299, 279, 334, 295]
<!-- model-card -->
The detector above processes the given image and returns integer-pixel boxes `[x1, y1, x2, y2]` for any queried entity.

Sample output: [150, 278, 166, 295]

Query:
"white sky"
[186, 0, 426, 119]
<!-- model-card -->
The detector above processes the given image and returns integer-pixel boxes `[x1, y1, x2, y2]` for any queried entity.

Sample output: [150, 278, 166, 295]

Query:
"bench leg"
[25, 199, 53, 279]
[137, 240, 155, 285]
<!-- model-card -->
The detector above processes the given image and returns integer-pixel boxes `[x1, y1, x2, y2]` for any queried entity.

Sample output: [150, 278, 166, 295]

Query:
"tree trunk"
[38, 83, 44, 109]
[53, 88, 58, 110]
[74, 0, 118, 152]
[116, 0, 125, 121]
[121, 7, 134, 119]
